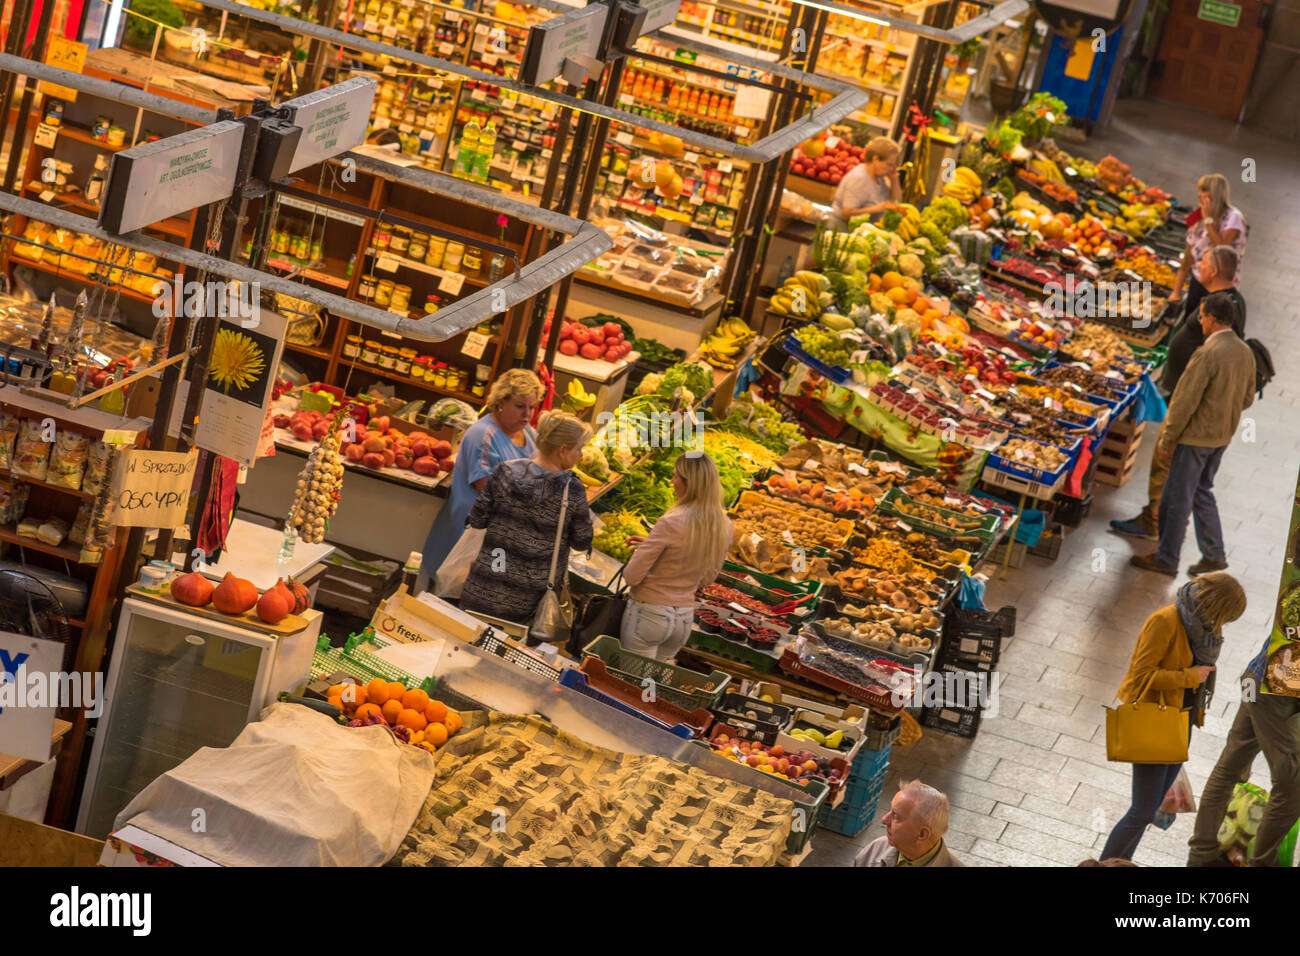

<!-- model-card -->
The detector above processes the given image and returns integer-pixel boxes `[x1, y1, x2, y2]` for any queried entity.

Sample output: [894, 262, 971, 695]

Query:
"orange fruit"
[881, 271, 904, 291]
[355, 702, 383, 721]
[867, 273, 882, 291]
[365, 678, 389, 705]
[397, 708, 427, 732]
[401, 688, 430, 713]
[912, 296, 930, 313]
[903, 288, 918, 305]
[334, 682, 364, 706]
[444, 709, 463, 734]
[426, 722, 448, 746]
[381, 699, 403, 725]
[886, 287, 908, 305]
[385, 681, 407, 702]
[327, 692, 343, 711]
[425, 699, 448, 724]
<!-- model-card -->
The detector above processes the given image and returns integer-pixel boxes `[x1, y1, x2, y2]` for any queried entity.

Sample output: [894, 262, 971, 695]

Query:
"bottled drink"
[475, 121, 497, 183]
[455, 120, 480, 178]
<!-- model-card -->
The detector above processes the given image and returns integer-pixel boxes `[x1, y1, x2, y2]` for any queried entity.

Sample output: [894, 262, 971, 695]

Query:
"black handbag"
[567, 569, 628, 658]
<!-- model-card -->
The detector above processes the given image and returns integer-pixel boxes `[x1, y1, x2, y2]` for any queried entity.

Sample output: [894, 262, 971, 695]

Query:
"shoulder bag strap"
[547, 480, 570, 589]
[1134, 670, 1160, 705]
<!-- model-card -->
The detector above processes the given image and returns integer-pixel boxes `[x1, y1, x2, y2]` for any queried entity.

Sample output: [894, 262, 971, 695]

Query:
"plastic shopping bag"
[434, 526, 486, 599]
[1218, 782, 1300, 866]
[1160, 766, 1197, 813]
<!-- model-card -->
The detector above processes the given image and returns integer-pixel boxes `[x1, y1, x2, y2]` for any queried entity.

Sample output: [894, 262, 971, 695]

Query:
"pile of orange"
[328, 678, 464, 754]
[1063, 216, 1115, 257]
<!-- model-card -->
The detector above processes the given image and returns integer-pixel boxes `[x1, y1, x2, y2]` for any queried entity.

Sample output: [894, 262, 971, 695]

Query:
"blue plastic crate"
[558, 668, 697, 739]
[850, 744, 892, 782]
[984, 436, 1072, 488]
[782, 333, 853, 384]
[820, 798, 881, 836]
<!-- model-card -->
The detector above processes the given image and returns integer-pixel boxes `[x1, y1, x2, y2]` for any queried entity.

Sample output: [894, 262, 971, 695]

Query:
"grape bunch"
[795, 326, 853, 369]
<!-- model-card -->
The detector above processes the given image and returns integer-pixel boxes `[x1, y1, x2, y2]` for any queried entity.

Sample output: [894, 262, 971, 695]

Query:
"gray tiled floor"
[805, 99, 1300, 867]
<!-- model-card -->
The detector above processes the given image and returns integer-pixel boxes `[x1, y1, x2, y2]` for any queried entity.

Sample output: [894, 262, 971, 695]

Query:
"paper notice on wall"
[39, 36, 87, 102]
[193, 310, 288, 466]
[110, 447, 198, 528]
[732, 84, 771, 119]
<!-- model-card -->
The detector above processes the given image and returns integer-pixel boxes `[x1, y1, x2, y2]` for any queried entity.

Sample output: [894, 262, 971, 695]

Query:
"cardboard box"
[778, 709, 863, 762]
[753, 681, 868, 734]
[0, 813, 104, 866]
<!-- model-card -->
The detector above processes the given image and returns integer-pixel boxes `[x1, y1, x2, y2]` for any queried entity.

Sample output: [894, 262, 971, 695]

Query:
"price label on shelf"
[400, 0, 413, 7]
[34, 122, 58, 148]
[438, 42, 455, 55]
[736, 125, 751, 138]
[462, 331, 490, 359]
[382, 25, 397, 38]
[445, 11, 460, 21]
[684, 152, 699, 163]
[619, 94, 633, 106]
[373, 116, 392, 129]
[376, 253, 399, 272]
[474, 23, 489, 35]
[615, 132, 633, 145]
[381, 329, 403, 340]
[39, 188, 55, 202]
[364, 18, 379, 31]
[608, 173, 625, 184]
[689, 193, 704, 205]
[439, 272, 466, 296]
[382, 63, 397, 75]
[483, 53, 500, 67]
[502, 95, 517, 109]
[718, 159, 733, 172]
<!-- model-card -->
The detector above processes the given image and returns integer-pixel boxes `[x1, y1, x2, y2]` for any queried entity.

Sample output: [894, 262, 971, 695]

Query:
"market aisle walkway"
[808, 99, 1300, 867]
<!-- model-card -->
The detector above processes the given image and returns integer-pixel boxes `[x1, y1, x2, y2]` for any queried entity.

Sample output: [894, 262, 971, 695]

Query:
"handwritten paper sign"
[111, 448, 198, 528]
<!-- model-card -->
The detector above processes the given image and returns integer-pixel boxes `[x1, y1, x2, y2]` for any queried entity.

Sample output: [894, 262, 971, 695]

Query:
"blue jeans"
[1155, 443, 1227, 566]
[1101, 758, 1187, 860]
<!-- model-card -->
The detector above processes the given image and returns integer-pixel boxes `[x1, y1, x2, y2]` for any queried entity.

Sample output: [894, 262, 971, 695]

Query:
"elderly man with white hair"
[853, 780, 964, 867]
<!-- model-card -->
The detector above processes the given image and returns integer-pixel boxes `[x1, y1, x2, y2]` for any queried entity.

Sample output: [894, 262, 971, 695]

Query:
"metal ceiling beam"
[184, 0, 868, 163]
[786, 0, 1029, 44]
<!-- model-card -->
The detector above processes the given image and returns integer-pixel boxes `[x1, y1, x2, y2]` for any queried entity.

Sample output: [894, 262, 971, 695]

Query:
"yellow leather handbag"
[1104, 672, 1190, 764]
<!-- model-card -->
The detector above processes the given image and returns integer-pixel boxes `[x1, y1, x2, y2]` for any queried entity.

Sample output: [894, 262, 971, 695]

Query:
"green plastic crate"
[718, 562, 822, 609]
[877, 487, 1000, 547]
[582, 635, 730, 709]
[687, 629, 780, 674]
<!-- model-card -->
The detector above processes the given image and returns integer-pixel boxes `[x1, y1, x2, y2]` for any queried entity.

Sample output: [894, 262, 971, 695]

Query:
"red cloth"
[196, 456, 241, 558]
[1184, 208, 1202, 228]
[534, 363, 555, 424]
[1065, 437, 1092, 498]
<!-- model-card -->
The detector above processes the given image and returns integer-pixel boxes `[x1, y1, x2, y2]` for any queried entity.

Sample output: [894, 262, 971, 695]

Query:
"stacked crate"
[921, 607, 1012, 739]
[819, 744, 892, 837]
[1095, 415, 1145, 487]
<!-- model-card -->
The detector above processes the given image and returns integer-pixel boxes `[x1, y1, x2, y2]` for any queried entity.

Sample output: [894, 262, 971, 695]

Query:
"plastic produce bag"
[1133, 373, 1167, 424]
[957, 571, 987, 611]
[113, 702, 436, 866]
[1218, 781, 1300, 866]
[1161, 766, 1196, 814]
[435, 526, 486, 599]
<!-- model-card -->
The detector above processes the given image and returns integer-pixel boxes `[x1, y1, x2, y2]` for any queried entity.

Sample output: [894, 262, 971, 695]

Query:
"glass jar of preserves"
[374, 279, 394, 307]
[411, 357, 430, 381]
[424, 294, 440, 314]
[443, 241, 465, 272]
[379, 346, 398, 370]
[373, 226, 391, 251]
[343, 335, 363, 359]
[390, 284, 412, 313]
[462, 246, 482, 273]
[272, 228, 291, 255]
[359, 274, 377, 300]
[389, 228, 410, 257]
[107, 125, 126, 147]
[425, 236, 447, 268]
[360, 340, 381, 364]
[432, 365, 448, 389]
[397, 348, 416, 375]
[408, 232, 428, 262]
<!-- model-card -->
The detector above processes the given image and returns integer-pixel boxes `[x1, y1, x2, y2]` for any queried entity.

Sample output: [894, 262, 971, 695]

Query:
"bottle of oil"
[475, 121, 497, 184]
[455, 120, 480, 179]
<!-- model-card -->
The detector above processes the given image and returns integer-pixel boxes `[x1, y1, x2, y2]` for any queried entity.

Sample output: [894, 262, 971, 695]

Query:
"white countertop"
[183, 518, 335, 591]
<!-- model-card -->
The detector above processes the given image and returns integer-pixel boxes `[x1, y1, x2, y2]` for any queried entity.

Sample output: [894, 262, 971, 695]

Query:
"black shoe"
[1188, 557, 1228, 576]
[1130, 554, 1177, 576]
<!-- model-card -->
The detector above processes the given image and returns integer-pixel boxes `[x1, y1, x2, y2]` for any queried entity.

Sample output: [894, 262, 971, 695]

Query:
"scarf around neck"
[1176, 581, 1223, 665]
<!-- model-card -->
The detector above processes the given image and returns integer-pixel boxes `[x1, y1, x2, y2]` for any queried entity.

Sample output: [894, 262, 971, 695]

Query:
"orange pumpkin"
[286, 577, 311, 614]
[256, 585, 292, 625]
[212, 572, 258, 615]
[170, 571, 214, 607]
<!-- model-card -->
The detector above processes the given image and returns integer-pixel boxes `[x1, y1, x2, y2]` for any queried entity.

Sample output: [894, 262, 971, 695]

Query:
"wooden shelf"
[9, 255, 165, 305]
[0, 524, 85, 563]
[264, 257, 352, 289]
[55, 124, 129, 152]
[284, 341, 333, 361]
[21, 185, 191, 240]
[337, 358, 480, 404]
[0, 467, 95, 500]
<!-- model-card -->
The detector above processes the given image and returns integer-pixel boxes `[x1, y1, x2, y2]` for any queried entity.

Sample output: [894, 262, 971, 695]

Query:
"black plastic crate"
[1053, 490, 1092, 527]
[938, 631, 1001, 669]
[943, 605, 1015, 641]
[1028, 521, 1065, 561]
[921, 703, 982, 738]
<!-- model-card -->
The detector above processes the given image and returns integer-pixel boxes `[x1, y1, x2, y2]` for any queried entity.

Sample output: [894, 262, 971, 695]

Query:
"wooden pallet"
[1095, 416, 1145, 487]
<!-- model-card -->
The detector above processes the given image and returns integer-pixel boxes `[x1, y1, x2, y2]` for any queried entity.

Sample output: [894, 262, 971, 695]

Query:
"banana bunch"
[769, 270, 831, 318]
[561, 378, 597, 414]
[700, 317, 756, 370]
[894, 202, 922, 241]
[1029, 157, 1065, 183]
[941, 166, 983, 203]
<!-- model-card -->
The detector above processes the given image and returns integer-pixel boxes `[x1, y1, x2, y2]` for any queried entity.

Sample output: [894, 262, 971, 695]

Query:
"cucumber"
[278, 693, 344, 719]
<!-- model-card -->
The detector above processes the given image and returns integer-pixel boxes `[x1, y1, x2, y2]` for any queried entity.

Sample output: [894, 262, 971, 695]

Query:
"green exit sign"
[1198, 0, 1242, 26]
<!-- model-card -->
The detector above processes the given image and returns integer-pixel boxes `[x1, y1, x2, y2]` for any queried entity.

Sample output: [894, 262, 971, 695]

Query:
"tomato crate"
[582, 635, 731, 710]
[560, 659, 711, 739]
[778, 648, 916, 713]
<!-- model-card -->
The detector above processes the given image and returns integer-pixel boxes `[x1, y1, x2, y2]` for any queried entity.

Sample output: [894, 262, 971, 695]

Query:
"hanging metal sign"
[520, 3, 608, 85]
[1032, 0, 1135, 38]
[279, 76, 378, 172]
[99, 121, 245, 235]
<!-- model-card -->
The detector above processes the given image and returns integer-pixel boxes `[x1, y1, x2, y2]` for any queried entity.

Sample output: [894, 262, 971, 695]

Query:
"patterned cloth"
[392, 712, 795, 866]
[1187, 206, 1246, 284]
[460, 459, 593, 623]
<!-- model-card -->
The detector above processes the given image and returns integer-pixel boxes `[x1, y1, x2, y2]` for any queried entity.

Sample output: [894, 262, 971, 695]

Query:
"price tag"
[474, 23, 489, 35]
[718, 159, 733, 172]
[608, 173, 625, 183]
[736, 125, 750, 138]
[438, 42, 455, 55]
[615, 132, 633, 145]
[439, 272, 466, 295]
[364, 18, 379, 31]
[848, 462, 870, 476]
[373, 116, 391, 129]
[1064, 381, 1084, 393]
[801, 459, 821, 471]
[39, 188, 55, 202]
[400, 0, 414, 7]
[728, 602, 750, 614]
[382, 63, 398, 75]
[619, 93, 634, 106]
[501, 95, 517, 109]
[974, 387, 996, 400]
[684, 152, 699, 163]
[462, 331, 490, 359]
[445, 11, 460, 21]
[399, 123, 413, 133]
[376, 253, 399, 272]
[512, 139, 527, 151]
[381, 329, 403, 340]
[483, 54, 500, 67]
[689, 193, 704, 205]
[382, 25, 397, 38]
[34, 122, 58, 148]
[897, 520, 912, 532]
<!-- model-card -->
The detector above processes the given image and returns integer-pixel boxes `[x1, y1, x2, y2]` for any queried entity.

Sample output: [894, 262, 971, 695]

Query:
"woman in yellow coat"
[1100, 572, 1246, 860]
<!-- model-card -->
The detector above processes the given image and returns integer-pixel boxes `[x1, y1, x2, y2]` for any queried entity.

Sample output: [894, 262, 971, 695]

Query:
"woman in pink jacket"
[620, 453, 734, 661]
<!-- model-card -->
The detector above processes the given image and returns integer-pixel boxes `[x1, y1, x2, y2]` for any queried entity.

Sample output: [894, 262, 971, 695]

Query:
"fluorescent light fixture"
[102, 0, 125, 49]
[790, 0, 888, 26]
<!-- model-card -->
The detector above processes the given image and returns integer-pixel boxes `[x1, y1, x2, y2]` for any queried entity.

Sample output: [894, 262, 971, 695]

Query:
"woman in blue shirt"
[416, 368, 543, 592]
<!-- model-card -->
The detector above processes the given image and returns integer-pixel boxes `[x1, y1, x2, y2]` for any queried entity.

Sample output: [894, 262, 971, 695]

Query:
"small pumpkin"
[170, 571, 214, 607]
[212, 572, 258, 615]
[256, 585, 292, 625]
[286, 577, 311, 614]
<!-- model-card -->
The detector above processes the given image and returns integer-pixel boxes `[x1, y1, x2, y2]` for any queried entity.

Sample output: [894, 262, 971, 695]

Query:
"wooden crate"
[1096, 416, 1145, 487]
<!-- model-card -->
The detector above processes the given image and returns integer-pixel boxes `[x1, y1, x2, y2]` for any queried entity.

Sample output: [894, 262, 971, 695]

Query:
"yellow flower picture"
[209, 327, 267, 394]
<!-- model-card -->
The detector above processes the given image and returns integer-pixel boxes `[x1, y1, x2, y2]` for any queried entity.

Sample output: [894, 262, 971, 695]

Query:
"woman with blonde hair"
[1168, 173, 1246, 317]
[1100, 572, 1247, 860]
[459, 411, 594, 628]
[619, 452, 734, 661]
[418, 368, 544, 592]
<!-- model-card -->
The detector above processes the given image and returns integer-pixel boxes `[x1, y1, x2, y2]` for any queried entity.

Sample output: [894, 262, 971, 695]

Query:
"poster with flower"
[194, 310, 287, 466]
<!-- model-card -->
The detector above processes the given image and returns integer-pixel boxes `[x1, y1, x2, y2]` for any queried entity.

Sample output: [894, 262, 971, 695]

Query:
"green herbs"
[1282, 586, 1300, 628]
[126, 0, 183, 43]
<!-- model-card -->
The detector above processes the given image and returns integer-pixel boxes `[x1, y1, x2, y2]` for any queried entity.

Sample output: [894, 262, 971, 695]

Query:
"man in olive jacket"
[1131, 293, 1257, 576]
[853, 780, 964, 867]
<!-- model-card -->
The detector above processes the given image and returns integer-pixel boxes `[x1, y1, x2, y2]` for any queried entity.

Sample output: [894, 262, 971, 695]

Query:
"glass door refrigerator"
[76, 598, 321, 839]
